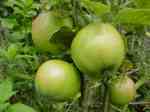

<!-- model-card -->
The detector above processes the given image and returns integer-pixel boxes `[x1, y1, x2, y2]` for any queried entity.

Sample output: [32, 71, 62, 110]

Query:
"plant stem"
[72, 0, 79, 26]
[130, 101, 150, 105]
[103, 84, 110, 112]
[81, 76, 100, 112]
[72, 0, 82, 28]
[102, 70, 113, 112]
[81, 77, 91, 112]
[13, 74, 34, 80]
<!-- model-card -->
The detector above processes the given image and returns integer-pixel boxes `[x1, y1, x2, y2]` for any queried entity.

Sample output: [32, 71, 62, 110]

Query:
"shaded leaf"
[47, 13, 74, 51]
[50, 27, 75, 49]
[10, 31, 25, 41]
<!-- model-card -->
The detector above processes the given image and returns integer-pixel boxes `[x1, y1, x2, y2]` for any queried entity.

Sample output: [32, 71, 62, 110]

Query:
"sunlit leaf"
[0, 79, 14, 103]
[7, 103, 36, 112]
[1, 18, 17, 29]
[0, 103, 10, 112]
[81, 0, 110, 16]
[115, 8, 150, 25]
[5, 44, 18, 60]
[135, 0, 150, 9]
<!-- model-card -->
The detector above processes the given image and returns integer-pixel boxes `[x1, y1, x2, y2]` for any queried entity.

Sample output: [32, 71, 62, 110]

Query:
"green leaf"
[7, 103, 36, 112]
[50, 27, 75, 49]
[5, 44, 18, 60]
[21, 0, 33, 7]
[81, 0, 110, 16]
[10, 31, 25, 41]
[135, 0, 150, 9]
[114, 8, 150, 25]
[5, 0, 33, 8]
[4, 0, 15, 7]
[0, 79, 14, 103]
[47, 13, 74, 51]
[0, 103, 10, 112]
[1, 18, 17, 29]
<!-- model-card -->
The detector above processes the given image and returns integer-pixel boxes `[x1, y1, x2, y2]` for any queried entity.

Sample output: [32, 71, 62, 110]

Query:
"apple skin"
[109, 76, 136, 105]
[71, 23, 125, 78]
[32, 11, 72, 54]
[35, 60, 81, 101]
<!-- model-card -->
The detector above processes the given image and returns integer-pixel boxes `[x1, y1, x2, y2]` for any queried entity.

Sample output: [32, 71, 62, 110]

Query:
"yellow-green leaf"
[115, 8, 150, 25]
[81, 0, 110, 16]
[0, 79, 14, 103]
[7, 103, 36, 112]
[135, 0, 150, 9]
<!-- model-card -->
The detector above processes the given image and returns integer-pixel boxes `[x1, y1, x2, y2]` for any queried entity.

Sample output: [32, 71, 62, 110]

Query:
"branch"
[130, 101, 150, 105]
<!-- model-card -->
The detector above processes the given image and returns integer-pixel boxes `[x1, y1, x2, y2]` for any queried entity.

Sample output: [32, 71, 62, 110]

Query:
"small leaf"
[5, 44, 18, 60]
[21, 0, 33, 7]
[0, 79, 14, 103]
[10, 31, 25, 41]
[81, 0, 110, 16]
[7, 103, 36, 112]
[0, 103, 10, 112]
[146, 32, 150, 37]
[114, 8, 150, 25]
[4, 0, 15, 7]
[135, 0, 150, 9]
[1, 18, 17, 29]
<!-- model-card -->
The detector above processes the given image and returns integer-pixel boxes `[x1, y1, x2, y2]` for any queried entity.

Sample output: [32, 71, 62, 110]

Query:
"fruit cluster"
[32, 11, 136, 105]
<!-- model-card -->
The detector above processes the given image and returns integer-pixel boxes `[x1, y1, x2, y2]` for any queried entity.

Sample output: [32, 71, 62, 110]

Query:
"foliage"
[0, 0, 150, 112]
